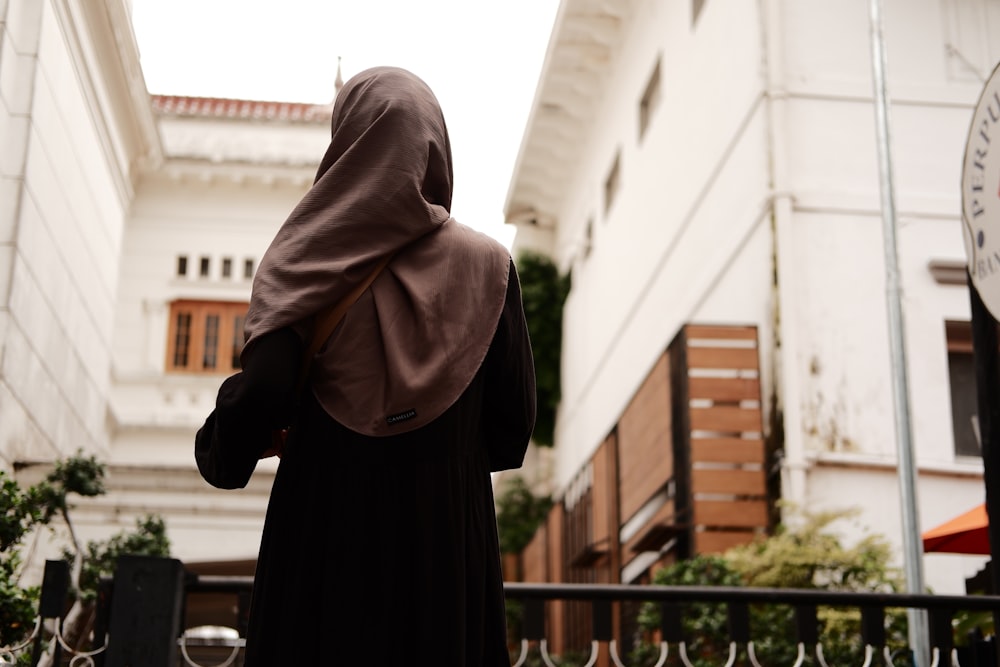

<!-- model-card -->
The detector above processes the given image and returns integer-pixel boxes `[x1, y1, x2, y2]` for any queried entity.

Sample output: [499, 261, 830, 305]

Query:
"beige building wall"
[0, 0, 155, 468]
[506, 0, 1000, 594]
[1, 0, 335, 569]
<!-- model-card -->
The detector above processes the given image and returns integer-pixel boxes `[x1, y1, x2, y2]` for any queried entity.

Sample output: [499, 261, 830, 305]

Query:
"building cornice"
[52, 0, 162, 206]
[145, 158, 317, 190]
[504, 0, 636, 232]
[151, 95, 333, 125]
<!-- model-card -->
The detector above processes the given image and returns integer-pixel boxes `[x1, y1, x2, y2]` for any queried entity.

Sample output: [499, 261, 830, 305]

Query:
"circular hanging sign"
[962, 61, 1000, 319]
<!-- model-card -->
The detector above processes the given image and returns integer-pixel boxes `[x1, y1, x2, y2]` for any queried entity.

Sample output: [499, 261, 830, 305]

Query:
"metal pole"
[867, 0, 928, 663]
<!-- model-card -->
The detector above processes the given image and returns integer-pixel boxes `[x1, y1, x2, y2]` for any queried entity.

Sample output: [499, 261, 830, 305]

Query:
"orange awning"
[922, 503, 990, 555]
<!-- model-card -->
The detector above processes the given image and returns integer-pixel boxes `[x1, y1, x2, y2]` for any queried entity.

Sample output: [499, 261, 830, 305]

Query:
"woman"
[195, 67, 535, 665]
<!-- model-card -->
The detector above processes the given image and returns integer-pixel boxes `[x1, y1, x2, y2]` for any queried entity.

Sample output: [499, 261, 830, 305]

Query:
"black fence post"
[104, 555, 184, 667]
[860, 606, 886, 649]
[794, 605, 818, 647]
[91, 577, 113, 667]
[928, 608, 955, 663]
[522, 599, 545, 641]
[592, 600, 613, 642]
[30, 560, 70, 667]
[660, 602, 684, 644]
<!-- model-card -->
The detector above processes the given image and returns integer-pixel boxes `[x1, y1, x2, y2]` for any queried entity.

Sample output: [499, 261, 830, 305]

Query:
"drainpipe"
[758, 0, 808, 515]
[867, 0, 927, 663]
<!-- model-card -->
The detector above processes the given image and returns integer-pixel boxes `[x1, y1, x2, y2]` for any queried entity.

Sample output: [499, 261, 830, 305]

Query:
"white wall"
[515, 0, 997, 593]
[110, 173, 314, 467]
[0, 0, 144, 467]
[106, 129, 322, 560]
[546, 0, 772, 489]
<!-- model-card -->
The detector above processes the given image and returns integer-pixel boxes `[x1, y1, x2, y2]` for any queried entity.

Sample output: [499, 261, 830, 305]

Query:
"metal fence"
[3, 557, 1000, 666]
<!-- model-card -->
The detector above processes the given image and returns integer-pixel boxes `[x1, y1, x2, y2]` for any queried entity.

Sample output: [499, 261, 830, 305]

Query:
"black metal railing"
[504, 582, 1000, 667]
[3, 557, 1000, 666]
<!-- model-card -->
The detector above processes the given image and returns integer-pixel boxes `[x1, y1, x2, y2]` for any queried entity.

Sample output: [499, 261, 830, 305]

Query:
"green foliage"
[1, 477, 54, 553]
[70, 515, 170, 602]
[508, 647, 593, 667]
[0, 454, 169, 652]
[631, 510, 909, 667]
[496, 476, 552, 555]
[499, 476, 554, 649]
[953, 611, 995, 645]
[0, 551, 38, 650]
[516, 251, 570, 446]
[0, 466, 75, 648]
[725, 508, 900, 592]
[633, 555, 744, 667]
[47, 455, 106, 501]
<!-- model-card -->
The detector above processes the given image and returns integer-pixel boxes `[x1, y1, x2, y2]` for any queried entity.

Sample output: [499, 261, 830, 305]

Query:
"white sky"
[129, 0, 561, 248]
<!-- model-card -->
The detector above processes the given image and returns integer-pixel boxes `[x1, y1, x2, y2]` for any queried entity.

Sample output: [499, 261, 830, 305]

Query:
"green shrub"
[516, 251, 570, 447]
[631, 509, 909, 667]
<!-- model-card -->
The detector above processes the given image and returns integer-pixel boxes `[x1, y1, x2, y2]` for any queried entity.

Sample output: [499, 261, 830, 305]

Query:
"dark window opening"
[946, 320, 980, 457]
[231, 314, 245, 369]
[202, 315, 220, 370]
[172, 312, 192, 367]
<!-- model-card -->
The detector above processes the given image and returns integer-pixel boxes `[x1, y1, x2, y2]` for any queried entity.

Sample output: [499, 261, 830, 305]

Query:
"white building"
[1, 0, 334, 578]
[2, 0, 994, 622]
[505, 0, 996, 599]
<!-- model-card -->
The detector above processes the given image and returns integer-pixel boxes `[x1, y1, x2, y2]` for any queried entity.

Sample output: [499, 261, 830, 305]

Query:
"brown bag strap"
[295, 254, 394, 394]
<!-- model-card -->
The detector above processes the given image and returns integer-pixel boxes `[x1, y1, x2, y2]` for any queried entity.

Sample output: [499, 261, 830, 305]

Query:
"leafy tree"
[73, 515, 170, 604]
[516, 251, 570, 446]
[497, 476, 553, 657]
[631, 555, 743, 667]
[631, 509, 909, 667]
[0, 458, 103, 649]
[0, 453, 170, 663]
[496, 476, 553, 555]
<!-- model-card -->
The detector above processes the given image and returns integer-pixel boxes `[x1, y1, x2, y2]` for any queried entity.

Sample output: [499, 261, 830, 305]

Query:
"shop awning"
[922, 503, 990, 555]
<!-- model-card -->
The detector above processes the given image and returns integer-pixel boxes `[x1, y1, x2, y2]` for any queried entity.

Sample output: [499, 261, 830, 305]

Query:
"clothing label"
[386, 409, 417, 425]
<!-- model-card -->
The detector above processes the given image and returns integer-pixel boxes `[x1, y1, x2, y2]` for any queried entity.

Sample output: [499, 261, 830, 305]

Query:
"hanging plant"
[516, 251, 570, 447]
[495, 476, 554, 555]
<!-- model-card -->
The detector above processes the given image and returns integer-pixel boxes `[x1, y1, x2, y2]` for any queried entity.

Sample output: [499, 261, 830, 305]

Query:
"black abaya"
[196, 263, 535, 665]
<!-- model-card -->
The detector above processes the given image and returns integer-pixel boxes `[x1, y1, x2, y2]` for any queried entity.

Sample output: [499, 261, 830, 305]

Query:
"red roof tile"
[150, 95, 332, 124]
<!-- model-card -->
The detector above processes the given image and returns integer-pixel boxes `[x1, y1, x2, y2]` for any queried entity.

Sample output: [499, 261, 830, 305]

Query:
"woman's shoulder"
[440, 218, 510, 259]
[393, 217, 511, 290]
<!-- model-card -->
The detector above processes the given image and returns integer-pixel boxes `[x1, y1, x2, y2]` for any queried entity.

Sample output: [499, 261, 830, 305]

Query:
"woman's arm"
[195, 327, 302, 488]
[483, 260, 537, 472]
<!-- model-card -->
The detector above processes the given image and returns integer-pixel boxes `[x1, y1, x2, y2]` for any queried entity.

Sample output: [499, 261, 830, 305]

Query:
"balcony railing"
[3, 557, 999, 666]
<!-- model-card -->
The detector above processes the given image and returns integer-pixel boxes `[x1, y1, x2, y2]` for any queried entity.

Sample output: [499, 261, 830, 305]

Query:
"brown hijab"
[244, 66, 511, 436]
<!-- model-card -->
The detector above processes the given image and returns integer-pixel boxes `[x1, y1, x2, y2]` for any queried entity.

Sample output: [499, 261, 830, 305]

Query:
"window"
[639, 58, 661, 140]
[166, 301, 248, 373]
[244, 258, 255, 280]
[222, 257, 233, 279]
[946, 321, 980, 457]
[177, 255, 188, 277]
[604, 151, 621, 214]
[199, 256, 211, 278]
